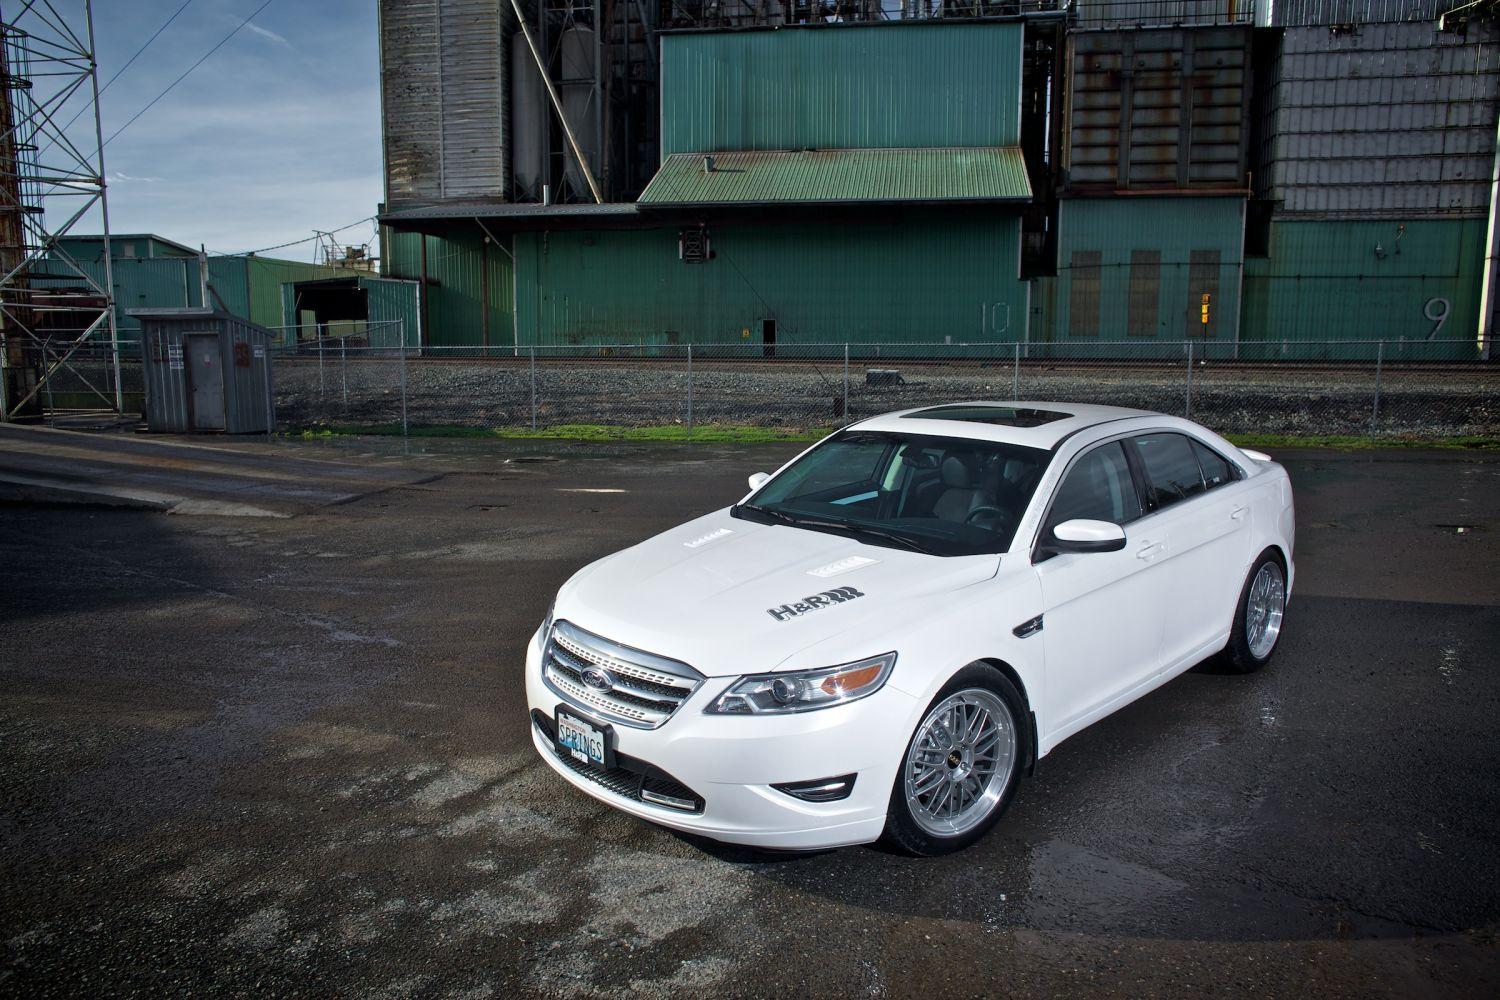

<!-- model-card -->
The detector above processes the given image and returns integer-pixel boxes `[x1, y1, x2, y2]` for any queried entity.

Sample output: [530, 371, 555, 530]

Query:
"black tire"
[1221, 548, 1288, 674]
[881, 664, 1030, 857]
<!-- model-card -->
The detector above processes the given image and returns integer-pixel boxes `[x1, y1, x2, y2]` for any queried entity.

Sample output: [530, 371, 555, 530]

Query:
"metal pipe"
[1477, 101, 1500, 360]
[686, 343, 693, 435]
[508, 0, 604, 204]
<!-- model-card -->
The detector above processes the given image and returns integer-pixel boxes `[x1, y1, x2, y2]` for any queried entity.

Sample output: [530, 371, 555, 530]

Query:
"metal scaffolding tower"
[0, 0, 118, 423]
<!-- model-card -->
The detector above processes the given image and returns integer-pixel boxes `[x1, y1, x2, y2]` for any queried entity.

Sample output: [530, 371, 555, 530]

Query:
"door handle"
[1136, 541, 1164, 561]
[1230, 505, 1248, 520]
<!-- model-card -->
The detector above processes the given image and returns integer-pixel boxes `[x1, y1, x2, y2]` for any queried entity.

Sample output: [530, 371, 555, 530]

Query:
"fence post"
[529, 345, 537, 431]
[686, 343, 694, 436]
[843, 344, 850, 422]
[398, 321, 409, 450]
[1184, 339, 1194, 419]
[264, 342, 274, 443]
[318, 324, 325, 396]
[1012, 341, 1021, 400]
[1370, 339, 1384, 436]
[341, 336, 348, 408]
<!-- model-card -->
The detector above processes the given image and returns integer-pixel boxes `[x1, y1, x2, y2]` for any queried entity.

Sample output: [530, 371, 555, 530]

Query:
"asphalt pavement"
[2, 433, 1498, 997]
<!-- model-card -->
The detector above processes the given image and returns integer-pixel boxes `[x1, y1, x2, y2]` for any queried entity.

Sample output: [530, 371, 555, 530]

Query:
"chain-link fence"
[16, 331, 1496, 442]
[268, 337, 1496, 441]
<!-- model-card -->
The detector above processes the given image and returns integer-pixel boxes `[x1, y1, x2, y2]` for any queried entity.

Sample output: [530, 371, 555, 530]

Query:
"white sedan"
[525, 402, 1295, 855]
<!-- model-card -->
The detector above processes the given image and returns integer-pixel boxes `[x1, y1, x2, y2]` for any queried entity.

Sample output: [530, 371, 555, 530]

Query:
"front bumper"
[523, 628, 914, 850]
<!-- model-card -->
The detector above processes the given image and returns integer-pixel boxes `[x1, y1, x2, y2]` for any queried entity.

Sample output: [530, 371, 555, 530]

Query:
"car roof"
[849, 401, 1158, 450]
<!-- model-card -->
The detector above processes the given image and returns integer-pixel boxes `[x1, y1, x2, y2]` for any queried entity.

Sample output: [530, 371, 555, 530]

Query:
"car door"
[1126, 433, 1252, 673]
[1032, 439, 1167, 740]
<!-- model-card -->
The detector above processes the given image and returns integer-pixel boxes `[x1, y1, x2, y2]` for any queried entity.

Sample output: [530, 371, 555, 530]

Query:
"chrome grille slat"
[549, 644, 684, 700]
[541, 620, 703, 730]
[552, 630, 696, 691]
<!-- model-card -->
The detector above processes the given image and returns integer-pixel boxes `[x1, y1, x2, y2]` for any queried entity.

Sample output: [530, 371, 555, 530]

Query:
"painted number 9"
[1424, 297, 1450, 340]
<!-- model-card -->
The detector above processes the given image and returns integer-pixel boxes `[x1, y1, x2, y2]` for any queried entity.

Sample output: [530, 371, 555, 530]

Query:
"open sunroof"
[902, 404, 1072, 427]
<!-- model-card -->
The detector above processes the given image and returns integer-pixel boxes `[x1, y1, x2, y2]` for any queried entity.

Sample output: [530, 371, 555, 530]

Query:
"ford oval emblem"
[580, 666, 615, 692]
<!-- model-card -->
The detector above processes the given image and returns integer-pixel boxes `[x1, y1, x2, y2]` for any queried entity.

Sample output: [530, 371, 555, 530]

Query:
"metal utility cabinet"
[133, 308, 275, 433]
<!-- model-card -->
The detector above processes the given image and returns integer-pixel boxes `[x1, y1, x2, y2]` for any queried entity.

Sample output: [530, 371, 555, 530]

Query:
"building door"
[761, 318, 777, 358]
[185, 334, 226, 431]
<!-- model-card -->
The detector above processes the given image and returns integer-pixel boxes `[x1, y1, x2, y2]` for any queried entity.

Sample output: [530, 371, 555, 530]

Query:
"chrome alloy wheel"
[1245, 561, 1286, 659]
[903, 688, 1018, 838]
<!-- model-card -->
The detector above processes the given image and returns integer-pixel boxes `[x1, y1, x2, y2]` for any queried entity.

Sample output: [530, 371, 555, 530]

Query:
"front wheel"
[1222, 550, 1287, 673]
[882, 665, 1028, 856]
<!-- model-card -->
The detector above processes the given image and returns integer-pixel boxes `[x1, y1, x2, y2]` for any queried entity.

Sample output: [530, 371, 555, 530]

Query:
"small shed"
[132, 307, 275, 433]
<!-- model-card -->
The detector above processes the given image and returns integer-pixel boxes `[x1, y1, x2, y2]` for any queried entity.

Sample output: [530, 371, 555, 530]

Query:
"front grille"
[531, 710, 703, 813]
[541, 620, 703, 730]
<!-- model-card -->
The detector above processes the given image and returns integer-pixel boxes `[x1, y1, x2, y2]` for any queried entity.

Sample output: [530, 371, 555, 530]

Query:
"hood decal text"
[767, 586, 865, 622]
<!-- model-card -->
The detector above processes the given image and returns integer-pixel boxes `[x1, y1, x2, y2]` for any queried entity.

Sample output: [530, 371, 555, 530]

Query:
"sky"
[40, 0, 383, 263]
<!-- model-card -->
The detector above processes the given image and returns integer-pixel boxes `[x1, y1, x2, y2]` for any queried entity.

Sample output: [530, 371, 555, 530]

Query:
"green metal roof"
[637, 147, 1032, 207]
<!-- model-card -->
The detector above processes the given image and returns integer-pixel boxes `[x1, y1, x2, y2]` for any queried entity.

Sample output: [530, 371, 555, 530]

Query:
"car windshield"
[735, 430, 1050, 557]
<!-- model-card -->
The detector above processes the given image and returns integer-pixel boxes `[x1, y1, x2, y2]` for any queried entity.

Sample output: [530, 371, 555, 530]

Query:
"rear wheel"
[882, 664, 1027, 856]
[1222, 550, 1287, 673]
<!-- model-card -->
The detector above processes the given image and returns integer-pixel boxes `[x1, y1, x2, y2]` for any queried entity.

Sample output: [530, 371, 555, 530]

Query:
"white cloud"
[240, 21, 291, 48]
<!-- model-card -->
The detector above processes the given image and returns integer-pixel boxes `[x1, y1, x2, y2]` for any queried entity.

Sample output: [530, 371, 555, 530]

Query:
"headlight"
[540, 600, 555, 639]
[705, 652, 896, 715]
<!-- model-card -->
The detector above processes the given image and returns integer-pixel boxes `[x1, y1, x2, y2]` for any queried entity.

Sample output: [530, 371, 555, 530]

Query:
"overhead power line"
[216, 215, 377, 257]
[103, 0, 277, 149]
[44, 0, 196, 151]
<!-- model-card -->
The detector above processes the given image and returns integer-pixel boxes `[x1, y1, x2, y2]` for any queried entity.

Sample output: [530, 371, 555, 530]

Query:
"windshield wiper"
[742, 505, 934, 555]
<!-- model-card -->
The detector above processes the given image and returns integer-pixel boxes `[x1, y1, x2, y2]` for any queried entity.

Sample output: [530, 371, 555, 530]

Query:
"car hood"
[554, 508, 1000, 676]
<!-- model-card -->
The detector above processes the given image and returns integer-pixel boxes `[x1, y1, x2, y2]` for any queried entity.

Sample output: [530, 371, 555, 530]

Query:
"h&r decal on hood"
[767, 586, 865, 622]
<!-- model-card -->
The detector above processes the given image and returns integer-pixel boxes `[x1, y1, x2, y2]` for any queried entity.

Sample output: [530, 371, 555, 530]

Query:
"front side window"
[740, 430, 1050, 557]
[1133, 433, 1206, 511]
[1046, 441, 1143, 530]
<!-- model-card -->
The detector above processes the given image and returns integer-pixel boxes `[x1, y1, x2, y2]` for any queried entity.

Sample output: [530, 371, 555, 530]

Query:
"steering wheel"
[964, 505, 1006, 527]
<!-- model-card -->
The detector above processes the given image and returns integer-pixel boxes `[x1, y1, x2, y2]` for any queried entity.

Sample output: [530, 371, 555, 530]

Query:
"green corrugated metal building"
[375, 17, 1494, 357]
[1043, 197, 1247, 350]
[37, 236, 365, 340]
[382, 20, 1033, 350]
[1241, 219, 1487, 360]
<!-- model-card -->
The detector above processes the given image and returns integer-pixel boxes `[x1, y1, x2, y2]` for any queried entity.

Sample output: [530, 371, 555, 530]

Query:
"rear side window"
[1047, 442, 1142, 527]
[1132, 434, 1206, 510]
[1191, 439, 1237, 490]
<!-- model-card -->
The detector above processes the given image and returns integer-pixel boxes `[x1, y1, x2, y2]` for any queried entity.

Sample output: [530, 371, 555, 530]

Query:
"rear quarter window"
[1191, 439, 1238, 490]
[1133, 433, 1206, 510]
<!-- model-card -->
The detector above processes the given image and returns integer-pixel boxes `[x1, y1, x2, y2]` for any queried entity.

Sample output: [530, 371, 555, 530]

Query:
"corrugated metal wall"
[379, 0, 510, 205]
[382, 227, 515, 347]
[1067, 26, 1253, 190]
[1047, 196, 1246, 344]
[1242, 218, 1485, 357]
[1266, 21, 1500, 218]
[141, 315, 274, 434]
[660, 23, 1024, 156]
[513, 217, 1025, 347]
[33, 255, 360, 338]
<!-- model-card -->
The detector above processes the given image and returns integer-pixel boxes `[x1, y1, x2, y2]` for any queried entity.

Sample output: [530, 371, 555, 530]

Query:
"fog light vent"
[773, 773, 857, 803]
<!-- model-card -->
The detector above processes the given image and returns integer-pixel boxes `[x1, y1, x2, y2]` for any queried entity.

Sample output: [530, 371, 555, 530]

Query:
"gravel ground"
[268, 356, 1500, 438]
[43, 355, 1500, 438]
[4, 438, 1499, 997]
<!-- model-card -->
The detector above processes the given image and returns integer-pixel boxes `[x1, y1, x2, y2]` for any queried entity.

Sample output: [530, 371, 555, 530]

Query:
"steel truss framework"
[0, 0, 118, 422]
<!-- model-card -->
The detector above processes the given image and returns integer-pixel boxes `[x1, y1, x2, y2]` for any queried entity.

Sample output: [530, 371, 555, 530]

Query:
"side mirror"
[747, 472, 771, 491]
[1049, 518, 1126, 554]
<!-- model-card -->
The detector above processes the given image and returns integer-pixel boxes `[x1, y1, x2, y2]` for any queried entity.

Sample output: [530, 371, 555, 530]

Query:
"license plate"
[556, 709, 608, 767]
